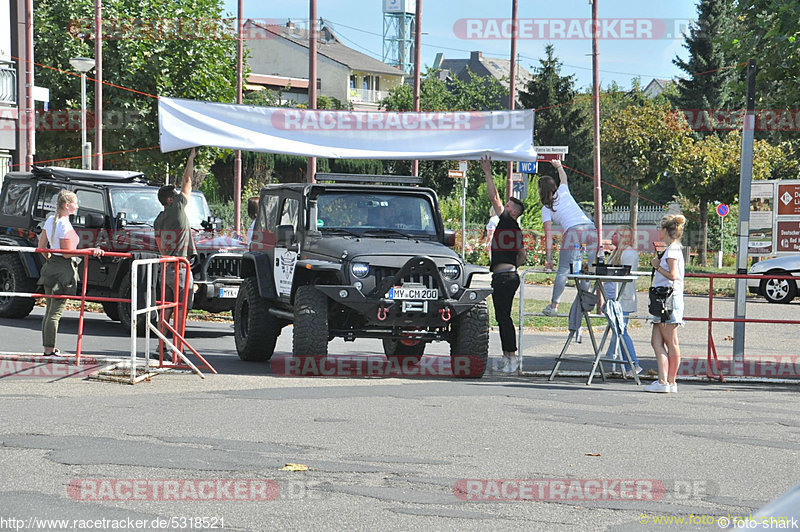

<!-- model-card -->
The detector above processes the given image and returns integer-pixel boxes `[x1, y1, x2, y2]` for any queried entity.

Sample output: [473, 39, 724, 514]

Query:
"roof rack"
[31, 166, 147, 183]
[315, 173, 422, 185]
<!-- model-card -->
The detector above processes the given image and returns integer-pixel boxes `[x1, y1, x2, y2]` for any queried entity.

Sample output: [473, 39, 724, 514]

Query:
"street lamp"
[69, 56, 96, 170]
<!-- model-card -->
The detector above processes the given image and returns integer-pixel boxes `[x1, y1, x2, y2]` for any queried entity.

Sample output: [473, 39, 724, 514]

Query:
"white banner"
[158, 97, 537, 161]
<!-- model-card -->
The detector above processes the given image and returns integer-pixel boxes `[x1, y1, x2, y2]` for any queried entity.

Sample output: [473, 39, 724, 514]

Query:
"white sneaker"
[644, 381, 670, 393]
[493, 357, 508, 373]
[669, 383, 678, 393]
[503, 356, 519, 374]
[542, 305, 558, 317]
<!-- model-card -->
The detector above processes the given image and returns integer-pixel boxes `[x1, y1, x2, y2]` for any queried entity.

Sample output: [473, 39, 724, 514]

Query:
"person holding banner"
[539, 159, 596, 316]
[155, 148, 197, 327]
[481, 155, 526, 373]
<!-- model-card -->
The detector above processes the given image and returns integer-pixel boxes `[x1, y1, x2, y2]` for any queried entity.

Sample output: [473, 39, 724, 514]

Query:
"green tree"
[672, 0, 737, 136]
[726, 0, 800, 113]
[34, 0, 239, 177]
[601, 102, 693, 236]
[381, 68, 507, 197]
[519, 44, 593, 201]
[670, 131, 785, 264]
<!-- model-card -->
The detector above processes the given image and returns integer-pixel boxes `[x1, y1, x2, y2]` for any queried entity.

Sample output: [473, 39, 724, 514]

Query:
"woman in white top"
[645, 214, 686, 393]
[604, 225, 642, 375]
[539, 159, 596, 316]
[37, 190, 104, 356]
[484, 207, 500, 255]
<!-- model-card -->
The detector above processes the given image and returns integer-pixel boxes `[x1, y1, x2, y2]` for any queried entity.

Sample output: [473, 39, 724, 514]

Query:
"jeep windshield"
[110, 188, 209, 228]
[316, 192, 437, 238]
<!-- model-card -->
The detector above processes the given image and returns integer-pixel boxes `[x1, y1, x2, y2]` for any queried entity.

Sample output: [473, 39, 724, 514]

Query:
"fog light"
[354, 281, 363, 291]
[468, 291, 478, 300]
[339, 289, 349, 299]
[450, 283, 459, 294]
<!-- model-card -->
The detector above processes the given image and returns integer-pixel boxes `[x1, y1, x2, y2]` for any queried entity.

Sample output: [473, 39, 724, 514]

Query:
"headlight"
[351, 262, 370, 278]
[442, 264, 461, 279]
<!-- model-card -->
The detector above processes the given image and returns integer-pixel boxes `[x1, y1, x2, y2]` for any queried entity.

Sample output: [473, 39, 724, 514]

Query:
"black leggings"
[491, 271, 520, 352]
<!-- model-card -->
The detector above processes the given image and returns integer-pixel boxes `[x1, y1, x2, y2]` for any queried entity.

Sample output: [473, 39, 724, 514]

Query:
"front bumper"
[317, 285, 492, 327]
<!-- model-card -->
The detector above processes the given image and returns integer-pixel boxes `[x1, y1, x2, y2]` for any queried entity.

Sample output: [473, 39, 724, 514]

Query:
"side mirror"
[115, 212, 127, 229]
[276, 224, 295, 247]
[443, 229, 457, 247]
[84, 212, 105, 229]
[201, 216, 223, 232]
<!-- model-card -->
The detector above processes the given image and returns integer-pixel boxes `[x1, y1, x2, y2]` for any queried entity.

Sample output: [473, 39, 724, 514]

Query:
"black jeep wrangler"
[0, 166, 245, 330]
[234, 175, 492, 378]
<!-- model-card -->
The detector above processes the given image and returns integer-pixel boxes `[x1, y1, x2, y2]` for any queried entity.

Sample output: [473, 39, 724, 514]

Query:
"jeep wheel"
[102, 302, 120, 322]
[449, 302, 489, 378]
[234, 277, 281, 361]
[293, 285, 329, 358]
[117, 274, 157, 336]
[382, 338, 425, 364]
[0, 254, 37, 318]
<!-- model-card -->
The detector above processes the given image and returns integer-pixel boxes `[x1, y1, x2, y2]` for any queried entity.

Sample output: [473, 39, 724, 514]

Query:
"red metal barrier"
[0, 246, 214, 375]
[684, 271, 800, 382]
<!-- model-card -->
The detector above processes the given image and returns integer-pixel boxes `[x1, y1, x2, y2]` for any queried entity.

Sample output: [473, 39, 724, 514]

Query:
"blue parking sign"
[517, 161, 537, 174]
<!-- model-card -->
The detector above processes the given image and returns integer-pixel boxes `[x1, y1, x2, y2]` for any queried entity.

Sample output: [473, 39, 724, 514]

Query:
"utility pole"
[732, 60, 757, 374]
[590, 0, 603, 250]
[307, 1, 318, 183]
[234, 0, 243, 236]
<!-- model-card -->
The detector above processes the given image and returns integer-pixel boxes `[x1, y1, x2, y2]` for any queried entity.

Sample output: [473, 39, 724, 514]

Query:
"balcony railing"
[0, 61, 17, 106]
[349, 88, 388, 104]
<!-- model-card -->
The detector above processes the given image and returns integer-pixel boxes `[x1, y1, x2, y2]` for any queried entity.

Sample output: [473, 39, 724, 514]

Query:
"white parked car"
[747, 255, 800, 303]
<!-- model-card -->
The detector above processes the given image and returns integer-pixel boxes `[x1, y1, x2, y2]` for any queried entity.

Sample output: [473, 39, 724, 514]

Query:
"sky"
[221, 0, 701, 90]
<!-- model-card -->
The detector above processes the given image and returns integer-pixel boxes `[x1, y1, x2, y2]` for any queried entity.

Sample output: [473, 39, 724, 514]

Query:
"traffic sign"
[458, 160, 468, 173]
[517, 161, 538, 174]
[716, 204, 729, 217]
[536, 146, 569, 162]
[448, 170, 465, 179]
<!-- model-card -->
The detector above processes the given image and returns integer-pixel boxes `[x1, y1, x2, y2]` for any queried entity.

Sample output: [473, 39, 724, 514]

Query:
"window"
[316, 192, 436, 236]
[33, 183, 63, 219]
[75, 189, 104, 213]
[349, 75, 357, 89]
[1, 182, 33, 217]
[259, 194, 280, 232]
[279, 197, 299, 230]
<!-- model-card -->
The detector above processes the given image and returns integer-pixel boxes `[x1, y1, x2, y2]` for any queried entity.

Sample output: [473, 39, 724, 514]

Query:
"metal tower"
[382, 0, 415, 74]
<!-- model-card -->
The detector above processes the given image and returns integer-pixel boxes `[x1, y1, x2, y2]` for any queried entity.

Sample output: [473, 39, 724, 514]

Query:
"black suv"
[0, 166, 245, 330]
[234, 175, 492, 378]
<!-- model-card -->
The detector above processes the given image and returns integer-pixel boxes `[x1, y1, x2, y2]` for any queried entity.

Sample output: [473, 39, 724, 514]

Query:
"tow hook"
[377, 306, 389, 321]
[439, 307, 451, 322]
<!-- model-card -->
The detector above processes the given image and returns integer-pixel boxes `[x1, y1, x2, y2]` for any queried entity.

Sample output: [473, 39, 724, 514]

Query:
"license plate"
[388, 287, 438, 300]
[219, 286, 239, 298]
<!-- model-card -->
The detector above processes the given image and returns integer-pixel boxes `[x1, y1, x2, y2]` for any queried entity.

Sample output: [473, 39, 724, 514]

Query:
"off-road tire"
[102, 302, 120, 322]
[382, 338, 425, 365]
[448, 301, 489, 378]
[0, 254, 37, 318]
[293, 285, 329, 358]
[234, 277, 281, 361]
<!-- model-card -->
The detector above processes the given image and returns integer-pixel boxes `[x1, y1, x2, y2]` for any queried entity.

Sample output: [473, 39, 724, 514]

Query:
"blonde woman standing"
[645, 214, 686, 393]
[605, 225, 642, 376]
[37, 190, 104, 356]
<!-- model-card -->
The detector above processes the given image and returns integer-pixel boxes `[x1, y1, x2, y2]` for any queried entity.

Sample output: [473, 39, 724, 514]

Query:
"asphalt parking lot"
[0, 286, 798, 531]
